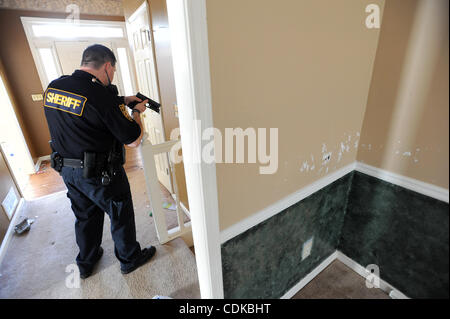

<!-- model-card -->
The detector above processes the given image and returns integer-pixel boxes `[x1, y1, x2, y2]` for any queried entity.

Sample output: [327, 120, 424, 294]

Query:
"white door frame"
[167, 0, 224, 299]
[21, 17, 136, 94]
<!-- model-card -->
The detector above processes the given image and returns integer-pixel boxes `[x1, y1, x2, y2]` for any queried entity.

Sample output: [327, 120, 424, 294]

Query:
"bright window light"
[32, 24, 123, 38]
[38, 48, 59, 83]
[117, 48, 133, 96]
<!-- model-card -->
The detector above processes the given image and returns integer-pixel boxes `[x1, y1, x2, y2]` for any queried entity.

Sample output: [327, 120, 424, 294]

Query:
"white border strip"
[281, 251, 338, 299]
[222, 161, 448, 246]
[282, 250, 409, 299]
[0, 198, 25, 268]
[167, 0, 223, 299]
[220, 163, 356, 244]
[34, 155, 51, 172]
[356, 162, 449, 203]
[336, 251, 409, 299]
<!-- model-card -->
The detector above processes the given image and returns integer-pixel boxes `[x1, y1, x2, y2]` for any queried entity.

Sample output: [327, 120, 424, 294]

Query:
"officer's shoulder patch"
[44, 88, 87, 116]
[119, 104, 133, 121]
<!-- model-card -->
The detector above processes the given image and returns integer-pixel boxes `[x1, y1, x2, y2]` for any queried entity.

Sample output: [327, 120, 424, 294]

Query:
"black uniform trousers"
[60, 165, 141, 274]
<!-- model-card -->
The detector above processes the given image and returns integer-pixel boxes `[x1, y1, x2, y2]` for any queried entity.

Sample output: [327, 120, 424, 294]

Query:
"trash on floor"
[152, 295, 173, 299]
[14, 218, 35, 235]
[162, 202, 176, 211]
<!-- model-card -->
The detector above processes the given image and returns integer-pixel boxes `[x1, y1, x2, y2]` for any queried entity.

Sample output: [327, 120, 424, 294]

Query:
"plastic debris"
[152, 295, 173, 299]
[162, 202, 176, 211]
[14, 218, 35, 235]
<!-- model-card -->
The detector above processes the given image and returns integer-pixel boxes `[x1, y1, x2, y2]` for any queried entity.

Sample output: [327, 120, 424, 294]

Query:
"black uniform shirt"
[44, 70, 140, 159]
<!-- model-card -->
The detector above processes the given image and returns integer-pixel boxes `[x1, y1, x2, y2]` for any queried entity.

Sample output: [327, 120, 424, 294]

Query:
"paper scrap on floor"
[162, 202, 176, 211]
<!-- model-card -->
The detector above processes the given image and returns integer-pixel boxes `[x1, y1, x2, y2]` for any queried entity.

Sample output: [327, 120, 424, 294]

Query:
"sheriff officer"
[44, 44, 156, 279]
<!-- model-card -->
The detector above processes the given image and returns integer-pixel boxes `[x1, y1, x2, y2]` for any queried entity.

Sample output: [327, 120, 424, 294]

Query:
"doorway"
[19, 17, 141, 200]
[10, 1, 224, 298]
[21, 17, 136, 96]
[0, 64, 35, 195]
[126, 2, 173, 194]
[22, 16, 174, 196]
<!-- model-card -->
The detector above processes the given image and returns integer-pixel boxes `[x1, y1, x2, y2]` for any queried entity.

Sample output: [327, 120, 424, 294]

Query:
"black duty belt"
[62, 158, 84, 169]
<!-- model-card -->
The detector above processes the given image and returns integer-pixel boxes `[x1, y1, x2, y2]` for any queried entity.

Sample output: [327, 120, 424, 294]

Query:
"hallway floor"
[13, 149, 390, 299]
[1, 147, 198, 298]
[23, 146, 150, 200]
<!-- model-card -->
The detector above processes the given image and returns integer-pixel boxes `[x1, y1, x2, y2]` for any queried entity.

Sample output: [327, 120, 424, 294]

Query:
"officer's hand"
[124, 95, 142, 105]
[134, 100, 148, 114]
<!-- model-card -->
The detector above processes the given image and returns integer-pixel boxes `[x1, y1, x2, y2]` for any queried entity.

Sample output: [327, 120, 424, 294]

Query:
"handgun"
[128, 92, 161, 114]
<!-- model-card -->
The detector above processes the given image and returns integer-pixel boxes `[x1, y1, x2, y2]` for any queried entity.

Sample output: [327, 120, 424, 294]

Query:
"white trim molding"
[218, 160, 440, 299]
[336, 251, 409, 299]
[356, 162, 449, 203]
[167, 0, 223, 299]
[282, 250, 409, 299]
[220, 162, 356, 244]
[281, 251, 338, 299]
[34, 155, 51, 172]
[221, 161, 449, 245]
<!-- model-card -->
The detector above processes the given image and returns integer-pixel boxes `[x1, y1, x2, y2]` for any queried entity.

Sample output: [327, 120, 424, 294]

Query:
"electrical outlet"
[301, 237, 314, 261]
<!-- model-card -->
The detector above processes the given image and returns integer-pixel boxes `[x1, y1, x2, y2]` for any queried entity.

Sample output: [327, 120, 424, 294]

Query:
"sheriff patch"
[44, 88, 87, 116]
[119, 103, 133, 121]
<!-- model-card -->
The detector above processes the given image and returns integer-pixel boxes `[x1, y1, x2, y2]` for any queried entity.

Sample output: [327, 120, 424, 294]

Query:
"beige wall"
[357, 0, 449, 189]
[206, 0, 384, 231]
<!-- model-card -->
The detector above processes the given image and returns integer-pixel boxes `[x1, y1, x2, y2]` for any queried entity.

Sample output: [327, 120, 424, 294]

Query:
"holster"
[82, 142, 125, 185]
[100, 142, 125, 186]
[50, 152, 63, 172]
[82, 152, 108, 179]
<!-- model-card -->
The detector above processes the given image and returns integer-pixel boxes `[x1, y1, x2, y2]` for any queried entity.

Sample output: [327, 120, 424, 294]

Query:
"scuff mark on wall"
[299, 132, 360, 176]
[300, 160, 310, 172]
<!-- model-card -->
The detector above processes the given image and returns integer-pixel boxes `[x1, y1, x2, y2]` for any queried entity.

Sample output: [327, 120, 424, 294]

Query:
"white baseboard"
[179, 201, 191, 219]
[355, 162, 449, 203]
[171, 193, 191, 218]
[34, 155, 51, 172]
[281, 250, 409, 299]
[221, 161, 448, 245]
[281, 251, 338, 299]
[0, 198, 25, 268]
[218, 161, 438, 299]
[220, 163, 356, 244]
[336, 251, 409, 299]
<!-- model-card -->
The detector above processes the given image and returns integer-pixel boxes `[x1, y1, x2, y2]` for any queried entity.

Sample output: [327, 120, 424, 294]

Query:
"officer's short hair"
[81, 44, 117, 69]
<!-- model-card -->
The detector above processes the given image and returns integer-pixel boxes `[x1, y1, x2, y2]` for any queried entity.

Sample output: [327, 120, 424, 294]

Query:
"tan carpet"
[292, 260, 390, 299]
[0, 167, 200, 299]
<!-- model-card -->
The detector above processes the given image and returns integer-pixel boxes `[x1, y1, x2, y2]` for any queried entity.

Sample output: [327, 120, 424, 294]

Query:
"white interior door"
[126, 2, 173, 194]
[55, 41, 123, 93]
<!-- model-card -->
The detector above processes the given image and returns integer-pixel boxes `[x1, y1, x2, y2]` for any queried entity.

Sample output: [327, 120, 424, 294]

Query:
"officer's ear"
[105, 61, 116, 73]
